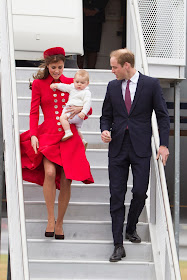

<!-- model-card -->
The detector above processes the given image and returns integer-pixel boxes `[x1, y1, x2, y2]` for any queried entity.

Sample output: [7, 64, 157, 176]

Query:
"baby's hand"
[50, 84, 58, 91]
[78, 112, 86, 119]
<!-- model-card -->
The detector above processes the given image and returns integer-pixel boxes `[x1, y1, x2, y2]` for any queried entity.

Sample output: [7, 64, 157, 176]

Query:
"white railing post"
[174, 82, 180, 258]
[0, 0, 29, 279]
[129, 0, 149, 75]
[150, 157, 156, 224]
[151, 135, 181, 280]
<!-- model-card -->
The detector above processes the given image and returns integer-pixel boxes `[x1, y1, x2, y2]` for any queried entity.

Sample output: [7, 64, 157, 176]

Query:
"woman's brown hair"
[33, 54, 65, 80]
[29, 54, 65, 89]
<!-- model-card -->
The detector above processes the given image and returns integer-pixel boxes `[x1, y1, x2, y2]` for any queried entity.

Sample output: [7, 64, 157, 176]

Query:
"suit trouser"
[109, 130, 151, 245]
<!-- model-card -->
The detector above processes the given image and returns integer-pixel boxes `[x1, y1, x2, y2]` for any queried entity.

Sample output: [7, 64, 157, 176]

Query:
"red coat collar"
[45, 74, 67, 84]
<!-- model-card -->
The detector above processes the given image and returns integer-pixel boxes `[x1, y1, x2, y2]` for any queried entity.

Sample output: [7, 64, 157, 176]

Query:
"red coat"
[20, 74, 94, 189]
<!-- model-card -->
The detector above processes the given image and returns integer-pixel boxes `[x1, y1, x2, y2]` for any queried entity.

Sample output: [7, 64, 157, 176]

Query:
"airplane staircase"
[16, 67, 156, 279]
[0, 0, 183, 279]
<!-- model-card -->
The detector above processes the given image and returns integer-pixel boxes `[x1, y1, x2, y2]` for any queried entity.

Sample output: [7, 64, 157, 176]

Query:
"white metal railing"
[0, 0, 29, 279]
[128, 0, 181, 279]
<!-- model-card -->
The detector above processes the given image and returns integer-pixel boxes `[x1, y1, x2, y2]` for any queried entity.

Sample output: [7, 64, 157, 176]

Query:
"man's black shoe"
[109, 245, 126, 262]
[125, 230, 141, 243]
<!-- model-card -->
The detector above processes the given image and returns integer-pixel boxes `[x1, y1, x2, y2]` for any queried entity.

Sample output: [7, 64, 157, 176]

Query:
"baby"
[50, 69, 91, 149]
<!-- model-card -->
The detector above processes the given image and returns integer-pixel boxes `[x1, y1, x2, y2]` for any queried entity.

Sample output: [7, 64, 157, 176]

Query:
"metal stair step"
[22, 166, 132, 185]
[15, 67, 114, 83]
[79, 132, 108, 147]
[29, 260, 156, 280]
[16, 81, 107, 99]
[59, 148, 109, 165]
[23, 148, 110, 167]
[63, 69, 114, 83]
[86, 149, 108, 166]
[18, 113, 43, 130]
[20, 129, 108, 147]
[27, 239, 153, 262]
[18, 113, 101, 132]
[24, 201, 147, 222]
[23, 182, 133, 202]
[17, 96, 103, 115]
[26, 220, 150, 241]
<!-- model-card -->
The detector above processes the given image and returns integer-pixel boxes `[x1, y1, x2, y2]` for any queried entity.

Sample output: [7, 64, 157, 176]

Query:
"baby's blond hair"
[75, 69, 89, 82]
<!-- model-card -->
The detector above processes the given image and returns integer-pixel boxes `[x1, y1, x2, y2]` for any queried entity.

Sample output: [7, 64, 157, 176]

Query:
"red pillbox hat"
[43, 47, 65, 58]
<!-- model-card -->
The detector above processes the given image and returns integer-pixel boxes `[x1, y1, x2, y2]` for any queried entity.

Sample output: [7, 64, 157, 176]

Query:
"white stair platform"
[26, 220, 150, 241]
[29, 260, 156, 280]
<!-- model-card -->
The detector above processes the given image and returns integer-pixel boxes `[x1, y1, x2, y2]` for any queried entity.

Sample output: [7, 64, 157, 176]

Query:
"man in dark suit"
[100, 48, 170, 262]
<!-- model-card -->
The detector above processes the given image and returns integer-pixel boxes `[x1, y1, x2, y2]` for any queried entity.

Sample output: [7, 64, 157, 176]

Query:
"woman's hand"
[31, 135, 39, 154]
[66, 106, 83, 119]
[78, 112, 86, 120]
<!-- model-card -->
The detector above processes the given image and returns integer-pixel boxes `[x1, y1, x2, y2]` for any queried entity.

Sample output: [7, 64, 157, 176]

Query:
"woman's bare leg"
[43, 157, 56, 232]
[55, 168, 71, 235]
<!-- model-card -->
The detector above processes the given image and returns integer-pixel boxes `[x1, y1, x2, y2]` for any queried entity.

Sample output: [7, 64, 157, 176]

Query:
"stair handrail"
[0, 0, 29, 279]
[129, 0, 181, 279]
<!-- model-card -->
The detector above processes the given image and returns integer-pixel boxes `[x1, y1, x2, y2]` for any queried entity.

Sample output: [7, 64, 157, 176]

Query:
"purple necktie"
[125, 80, 131, 114]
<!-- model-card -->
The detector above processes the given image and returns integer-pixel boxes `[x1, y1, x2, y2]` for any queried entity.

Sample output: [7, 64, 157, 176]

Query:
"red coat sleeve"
[29, 80, 41, 137]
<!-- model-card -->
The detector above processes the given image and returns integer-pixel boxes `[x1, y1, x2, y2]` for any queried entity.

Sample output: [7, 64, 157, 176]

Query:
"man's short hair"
[110, 48, 135, 68]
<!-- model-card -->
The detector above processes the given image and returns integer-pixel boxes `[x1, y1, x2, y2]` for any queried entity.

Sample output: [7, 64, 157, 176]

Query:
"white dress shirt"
[122, 71, 139, 104]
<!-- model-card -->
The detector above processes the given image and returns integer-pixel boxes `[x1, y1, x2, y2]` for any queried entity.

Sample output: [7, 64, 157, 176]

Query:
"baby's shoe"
[82, 139, 88, 150]
[62, 130, 73, 141]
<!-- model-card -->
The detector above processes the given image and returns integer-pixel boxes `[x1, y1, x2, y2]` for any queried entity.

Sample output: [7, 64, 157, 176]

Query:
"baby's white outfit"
[57, 83, 91, 129]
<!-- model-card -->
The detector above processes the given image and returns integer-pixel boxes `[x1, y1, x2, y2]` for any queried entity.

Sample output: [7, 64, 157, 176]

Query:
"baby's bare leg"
[60, 114, 70, 131]
[78, 130, 83, 139]
[60, 114, 73, 141]
[78, 130, 88, 150]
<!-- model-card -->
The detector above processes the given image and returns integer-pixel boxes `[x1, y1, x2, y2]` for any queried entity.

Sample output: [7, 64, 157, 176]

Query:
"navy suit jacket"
[100, 73, 170, 158]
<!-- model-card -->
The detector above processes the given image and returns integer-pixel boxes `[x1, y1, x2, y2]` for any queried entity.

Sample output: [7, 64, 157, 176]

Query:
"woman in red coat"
[21, 47, 94, 239]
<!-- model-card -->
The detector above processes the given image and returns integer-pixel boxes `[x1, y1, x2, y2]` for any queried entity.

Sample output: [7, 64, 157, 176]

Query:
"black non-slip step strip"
[167, 102, 187, 123]
[167, 102, 187, 110]
[169, 116, 187, 123]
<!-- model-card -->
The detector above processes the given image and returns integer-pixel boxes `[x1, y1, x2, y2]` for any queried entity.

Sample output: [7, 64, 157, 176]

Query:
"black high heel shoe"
[45, 231, 55, 237]
[54, 223, 64, 239]
[55, 234, 65, 240]
[45, 220, 55, 237]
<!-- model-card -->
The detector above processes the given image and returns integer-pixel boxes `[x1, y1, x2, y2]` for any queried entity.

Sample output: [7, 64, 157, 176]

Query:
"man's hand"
[78, 112, 86, 120]
[101, 130, 112, 143]
[156, 145, 169, 166]
[31, 135, 39, 154]
[66, 106, 83, 119]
